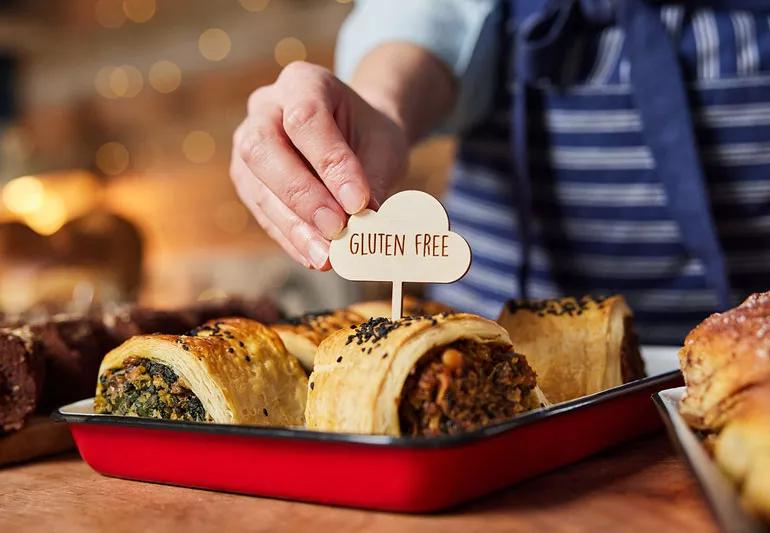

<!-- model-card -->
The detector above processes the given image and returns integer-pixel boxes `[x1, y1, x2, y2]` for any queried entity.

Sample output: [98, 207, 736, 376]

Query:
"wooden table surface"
[0, 434, 716, 533]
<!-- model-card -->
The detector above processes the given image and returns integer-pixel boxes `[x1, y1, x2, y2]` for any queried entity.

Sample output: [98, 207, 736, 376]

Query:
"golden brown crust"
[305, 312, 546, 436]
[678, 291, 770, 429]
[271, 309, 365, 372]
[496, 295, 643, 403]
[713, 384, 770, 520]
[96, 317, 307, 426]
[347, 296, 452, 320]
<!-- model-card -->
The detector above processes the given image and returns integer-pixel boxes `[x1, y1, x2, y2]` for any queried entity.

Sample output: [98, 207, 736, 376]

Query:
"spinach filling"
[96, 357, 209, 422]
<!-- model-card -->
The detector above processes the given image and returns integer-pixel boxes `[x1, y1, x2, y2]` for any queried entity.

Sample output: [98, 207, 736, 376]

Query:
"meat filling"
[95, 357, 209, 422]
[399, 341, 539, 436]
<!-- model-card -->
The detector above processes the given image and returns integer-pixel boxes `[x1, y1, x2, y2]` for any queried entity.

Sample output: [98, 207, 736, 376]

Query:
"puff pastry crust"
[497, 295, 644, 403]
[348, 296, 452, 320]
[306, 312, 546, 436]
[272, 309, 365, 372]
[713, 383, 770, 520]
[96, 317, 307, 425]
[678, 291, 770, 429]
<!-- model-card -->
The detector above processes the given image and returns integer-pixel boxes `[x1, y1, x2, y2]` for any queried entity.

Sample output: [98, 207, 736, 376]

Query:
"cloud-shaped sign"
[329, 190, 471, 284]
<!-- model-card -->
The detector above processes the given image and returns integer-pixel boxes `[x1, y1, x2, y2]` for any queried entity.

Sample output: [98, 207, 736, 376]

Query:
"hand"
[231, 61, 408, 270]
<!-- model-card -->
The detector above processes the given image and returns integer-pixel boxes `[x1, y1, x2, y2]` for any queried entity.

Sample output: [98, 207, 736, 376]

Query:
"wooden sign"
[329, 190, 471, 320]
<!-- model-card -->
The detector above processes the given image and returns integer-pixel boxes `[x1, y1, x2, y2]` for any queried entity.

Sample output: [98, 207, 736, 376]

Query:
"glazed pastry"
[348, 296, 452, 320]
[95, 318, 307, 425]
[272, 309, 366, 372]
[678, 291, 770, 429]
[497, 295, 644, 404]
[713, 384, 770, 520]
[0, 327, 44, 432]
[306, 313, 547, 436]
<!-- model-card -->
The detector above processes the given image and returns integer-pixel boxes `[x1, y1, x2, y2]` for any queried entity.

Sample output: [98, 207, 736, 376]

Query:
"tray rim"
[653, 387, 766, 533]
[52, 368, 681, 449]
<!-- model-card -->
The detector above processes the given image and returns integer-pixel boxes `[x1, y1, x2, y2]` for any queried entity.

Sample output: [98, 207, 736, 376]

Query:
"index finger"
[281, 82, 370, 215]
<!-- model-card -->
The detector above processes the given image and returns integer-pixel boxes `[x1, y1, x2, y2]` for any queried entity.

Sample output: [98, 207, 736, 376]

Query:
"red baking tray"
[54, 347, 682, 512]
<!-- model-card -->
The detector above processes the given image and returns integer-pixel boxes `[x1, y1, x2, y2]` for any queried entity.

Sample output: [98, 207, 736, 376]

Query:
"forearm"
[350, 42, 457, 146]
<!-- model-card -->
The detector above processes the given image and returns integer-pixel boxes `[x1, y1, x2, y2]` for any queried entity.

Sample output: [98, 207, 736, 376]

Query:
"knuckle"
[247, 90, 265, 113]
[283, 99, 321, 132]
[238, 126, 279, 166]
[283, 179, 314, 210]
[280, 60, 313, 79]
[317, 148, 351, 180]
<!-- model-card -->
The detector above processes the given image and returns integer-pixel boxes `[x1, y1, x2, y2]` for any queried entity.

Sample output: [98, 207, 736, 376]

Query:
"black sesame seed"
[239, 341, 245, 348]
[310, 382, 315, 390]
[382, 352, 388, 359]
[337, 356, 343, 363]
[263, 408, 268, 416]
[227, 347, 234, 353]
[245, 355, 251, 362]
[182, 344, 189, 351]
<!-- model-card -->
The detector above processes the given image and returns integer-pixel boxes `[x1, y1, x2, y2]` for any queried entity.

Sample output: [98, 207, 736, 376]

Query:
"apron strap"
[510, 0, 764, 309]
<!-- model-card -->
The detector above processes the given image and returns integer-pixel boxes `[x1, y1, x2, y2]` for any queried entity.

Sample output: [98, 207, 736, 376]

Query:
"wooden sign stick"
[391, 280, 403, 321]
[329, 190, 472, 322]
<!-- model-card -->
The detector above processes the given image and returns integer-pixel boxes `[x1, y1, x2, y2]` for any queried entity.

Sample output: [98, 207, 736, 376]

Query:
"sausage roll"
[272, 309, 366, 373]
[678, 291, 770, 430]
[306, 313, 547, 436]
[497, 295, 644, 404]
[95, 317, 307, 425]
[0, 327, 44, 432]
[348, 296, 452, 320]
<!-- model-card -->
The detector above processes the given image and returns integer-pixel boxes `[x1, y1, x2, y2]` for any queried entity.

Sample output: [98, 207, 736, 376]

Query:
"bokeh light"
[94, 66, 118, 99]
[96, 142, 130, 175]
[238, 0, 270, 12]
[2, 176, 44, 215]
[122, 0, 156, 23]
[25, 194, 67, 236]
[198, 29, 231, 62]
[94, 0, 126, 28]
[274, 37, 307, 67]
[148, 60, 182, 93]
[182, 131, 216, 163]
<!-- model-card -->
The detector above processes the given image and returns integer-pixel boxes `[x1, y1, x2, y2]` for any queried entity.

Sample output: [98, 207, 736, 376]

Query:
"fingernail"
[338, 182, 367, 214]
[307, 239, 329, 269]
[313, 207, 344, 239]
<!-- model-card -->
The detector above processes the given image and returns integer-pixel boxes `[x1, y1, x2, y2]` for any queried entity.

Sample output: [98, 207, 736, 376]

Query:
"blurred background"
[0, 0, 455, 317]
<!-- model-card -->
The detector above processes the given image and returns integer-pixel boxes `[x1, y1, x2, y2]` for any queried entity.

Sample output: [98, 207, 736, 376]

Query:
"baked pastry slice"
[306, 313, 547, 436]
[272, 309, 366, 373]
[348, 296, 452, 320]
[95, 318, 307, 425]
[678, 291, 770, 429]
[713, 383, 770, 521]
[497, 295, 644, 404]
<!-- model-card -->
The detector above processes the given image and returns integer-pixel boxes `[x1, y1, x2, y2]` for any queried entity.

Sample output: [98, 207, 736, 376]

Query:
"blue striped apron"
[431, 0, 770, 344]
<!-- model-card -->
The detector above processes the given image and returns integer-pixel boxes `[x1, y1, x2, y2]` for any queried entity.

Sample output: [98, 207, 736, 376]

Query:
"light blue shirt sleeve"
[335, 0, 502, 135]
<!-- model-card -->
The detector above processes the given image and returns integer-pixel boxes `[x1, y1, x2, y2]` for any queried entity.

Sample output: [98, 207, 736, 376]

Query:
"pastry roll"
[348, 296, 452, 320]
[306, 313, 546, 436]
[272, 309, 365, 373]
[497, 295, 644, 404]
[713, 384, 770, 520]
[0, 327, 44, 432]
[95, 318, 307, 425]
[678, 291, 770, 429]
